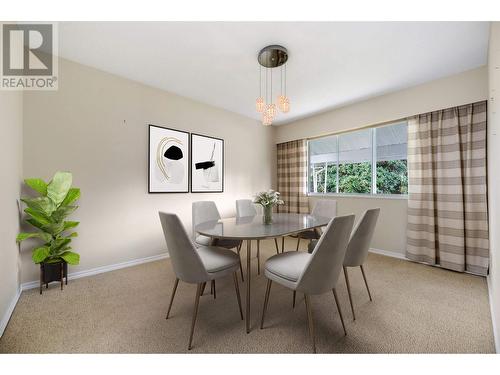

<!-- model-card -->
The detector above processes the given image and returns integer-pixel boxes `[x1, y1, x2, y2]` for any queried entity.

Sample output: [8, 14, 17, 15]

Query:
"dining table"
[195, 212, 331, 333]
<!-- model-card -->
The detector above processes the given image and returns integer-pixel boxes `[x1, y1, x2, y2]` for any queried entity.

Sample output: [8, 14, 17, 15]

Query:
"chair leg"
[211, 280, 216, 299]
[281, 237, 285, 253]
[274, 238, 280, 254]
[233, 272, 244, 320]
[296, 237, 300, 251]
[166, 278, 179, 319]
[257, 240, 261, 275]
[239, 259, 245, 282]
[332, 288, 347, 336]
[292, 290, 296, 309]
[200, 282, 206, 296]
[304, 294, 316, 353]
[343, 266, 356, 320]
[260, 279, 272, 329]
[360, 265, 373, 301]
[188, 283, 203, 350]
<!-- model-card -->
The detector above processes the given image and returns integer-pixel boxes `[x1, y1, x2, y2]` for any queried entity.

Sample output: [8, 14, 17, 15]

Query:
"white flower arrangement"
[253, 190, 285, 208]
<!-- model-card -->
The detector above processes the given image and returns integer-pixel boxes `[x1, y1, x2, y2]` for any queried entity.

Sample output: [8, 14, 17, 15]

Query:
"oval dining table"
[195, 212, 331, 333]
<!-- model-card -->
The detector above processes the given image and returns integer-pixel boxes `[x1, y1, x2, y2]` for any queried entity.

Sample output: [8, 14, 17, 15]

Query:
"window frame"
[307, 121, 408, 199]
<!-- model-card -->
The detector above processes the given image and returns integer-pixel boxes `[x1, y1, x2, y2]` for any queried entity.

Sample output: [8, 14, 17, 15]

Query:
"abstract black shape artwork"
[149, 125, 189, 193]
[191, 133, 224, 193]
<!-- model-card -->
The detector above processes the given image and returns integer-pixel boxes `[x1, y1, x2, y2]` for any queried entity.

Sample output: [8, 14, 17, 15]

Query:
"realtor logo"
[1, 23, 58, 90]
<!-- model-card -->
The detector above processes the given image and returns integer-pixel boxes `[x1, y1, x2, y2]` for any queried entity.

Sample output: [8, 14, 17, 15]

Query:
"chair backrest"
[192, 201, 221, 238]
[343, 208, 380, 267]
[312, 200, 337, 234]
[296, 214, 355, 295]
[159, 212, 208, 283]
[311, 199, 337, 218]
[236, 199, 257, 218]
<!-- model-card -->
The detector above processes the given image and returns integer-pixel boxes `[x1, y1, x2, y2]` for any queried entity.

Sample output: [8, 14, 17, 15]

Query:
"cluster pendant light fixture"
[256, 45, 290, 126]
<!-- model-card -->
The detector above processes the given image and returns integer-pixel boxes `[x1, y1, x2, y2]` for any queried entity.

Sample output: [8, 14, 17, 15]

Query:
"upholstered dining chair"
[159, 212, 243, 350]
[260, 214, 355, 353]
[295, 199, 337, 251]
[193, 201, 244, 281]
[341, 208, 380, 320]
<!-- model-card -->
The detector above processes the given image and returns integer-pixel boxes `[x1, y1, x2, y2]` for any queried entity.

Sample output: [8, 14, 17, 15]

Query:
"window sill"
[307, 192, 408, 200]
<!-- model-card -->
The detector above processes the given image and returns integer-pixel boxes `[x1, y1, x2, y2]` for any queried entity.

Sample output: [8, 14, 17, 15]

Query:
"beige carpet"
[0, 238, 495, 353]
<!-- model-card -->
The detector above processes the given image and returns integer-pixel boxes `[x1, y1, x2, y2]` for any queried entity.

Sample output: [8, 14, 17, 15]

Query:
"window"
[308, 121, 408, 196]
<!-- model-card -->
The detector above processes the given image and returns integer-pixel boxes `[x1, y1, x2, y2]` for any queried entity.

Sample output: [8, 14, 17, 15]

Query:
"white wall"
[21, 57, 274, 284]
[487, 21, 500, 353]
[276, 67, 489, 257]
[0, 90, 23, 336]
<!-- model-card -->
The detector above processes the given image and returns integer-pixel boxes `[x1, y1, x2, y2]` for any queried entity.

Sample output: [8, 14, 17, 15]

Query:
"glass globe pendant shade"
[256, 97, 265, 113]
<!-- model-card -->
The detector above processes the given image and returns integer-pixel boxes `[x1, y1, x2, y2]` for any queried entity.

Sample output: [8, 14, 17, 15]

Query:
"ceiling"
[56, 22, 490, 125]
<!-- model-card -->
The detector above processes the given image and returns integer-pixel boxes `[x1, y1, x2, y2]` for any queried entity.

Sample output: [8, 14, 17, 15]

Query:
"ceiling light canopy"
[256, 45, 290, 126]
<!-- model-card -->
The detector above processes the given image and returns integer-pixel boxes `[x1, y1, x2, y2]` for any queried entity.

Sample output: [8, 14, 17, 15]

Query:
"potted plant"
[16, 171, 81, 294]
[253, 190, 284, 225]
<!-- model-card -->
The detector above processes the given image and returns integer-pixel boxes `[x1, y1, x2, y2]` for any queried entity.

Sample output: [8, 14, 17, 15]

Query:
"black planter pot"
[39, 261, 68, 295]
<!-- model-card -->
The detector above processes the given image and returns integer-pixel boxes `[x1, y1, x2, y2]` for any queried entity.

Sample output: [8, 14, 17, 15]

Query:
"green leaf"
[24, 178, 47, 196]
[16, 232, 52, 243]
[26, 218, 45, 230]
[51, 205, 77, 222]
[42, 222, 65, 236]
[21, 197, 56, 217]
[24, 207, 52, 225]
[65, 232, 78, 238]
[47, 172, 72, 207]
[60, 251, 80, 265]
[32, 246, 50, 264]
[63, 221, 79, 231]
[51, 237, 71, 252]
[61, 188, 80, 207]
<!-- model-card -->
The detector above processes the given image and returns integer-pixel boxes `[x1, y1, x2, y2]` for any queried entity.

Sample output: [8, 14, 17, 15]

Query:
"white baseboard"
[21, 252, 169, 291]
[368, 247, 407, 260]
[487, 275, 500, 353]
[0, 286, 22, 338]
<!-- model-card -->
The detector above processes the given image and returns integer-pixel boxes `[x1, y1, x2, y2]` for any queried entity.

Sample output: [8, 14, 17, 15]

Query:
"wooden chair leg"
[281, 237, 285, 253]
[332, 288, 347, 335]
[211, 280, 216, 299]
[296, 237, 300, 251]
[257, 240, 261, 275]
[292, 290, 296, 309]
[304, 294, 316, 353]
[274, 238, 280, 254]
[233, 272, 244, 320]
[360, 265, 373, 301]
[343, 266, 356, 320]
[200, 282, 207, 296]
[188, 283, 203, 350]
[166, 278, 179, 319]
[260, 279, 272, 329]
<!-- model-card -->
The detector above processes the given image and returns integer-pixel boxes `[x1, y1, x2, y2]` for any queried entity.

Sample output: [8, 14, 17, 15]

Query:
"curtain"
[277, 139, 309, 214]
[406, 101, 489, 276]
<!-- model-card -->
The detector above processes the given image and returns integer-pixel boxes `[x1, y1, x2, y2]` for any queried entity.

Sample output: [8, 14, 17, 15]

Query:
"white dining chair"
[159, 212, 243, 350]
[193, 201, 244, 281]
[295, 200, 337, 251]
[342, 208, 380, 320]
[260, 214, 355, 353]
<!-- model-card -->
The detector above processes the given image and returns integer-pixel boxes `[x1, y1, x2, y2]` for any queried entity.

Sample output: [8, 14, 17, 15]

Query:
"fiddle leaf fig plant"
[17, 171, 81, 265]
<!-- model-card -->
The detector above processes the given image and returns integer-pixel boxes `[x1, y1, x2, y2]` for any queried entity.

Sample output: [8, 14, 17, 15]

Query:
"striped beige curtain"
[277, 139, 309, 213]
[406, 101, 489, 276]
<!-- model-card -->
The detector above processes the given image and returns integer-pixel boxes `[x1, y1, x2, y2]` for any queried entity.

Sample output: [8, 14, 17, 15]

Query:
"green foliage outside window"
[309, 160, 407, 195]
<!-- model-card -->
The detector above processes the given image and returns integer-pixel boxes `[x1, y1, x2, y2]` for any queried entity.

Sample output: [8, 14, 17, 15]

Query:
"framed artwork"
[148, 124, 189, 193]
[191, 133, 224, 193]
